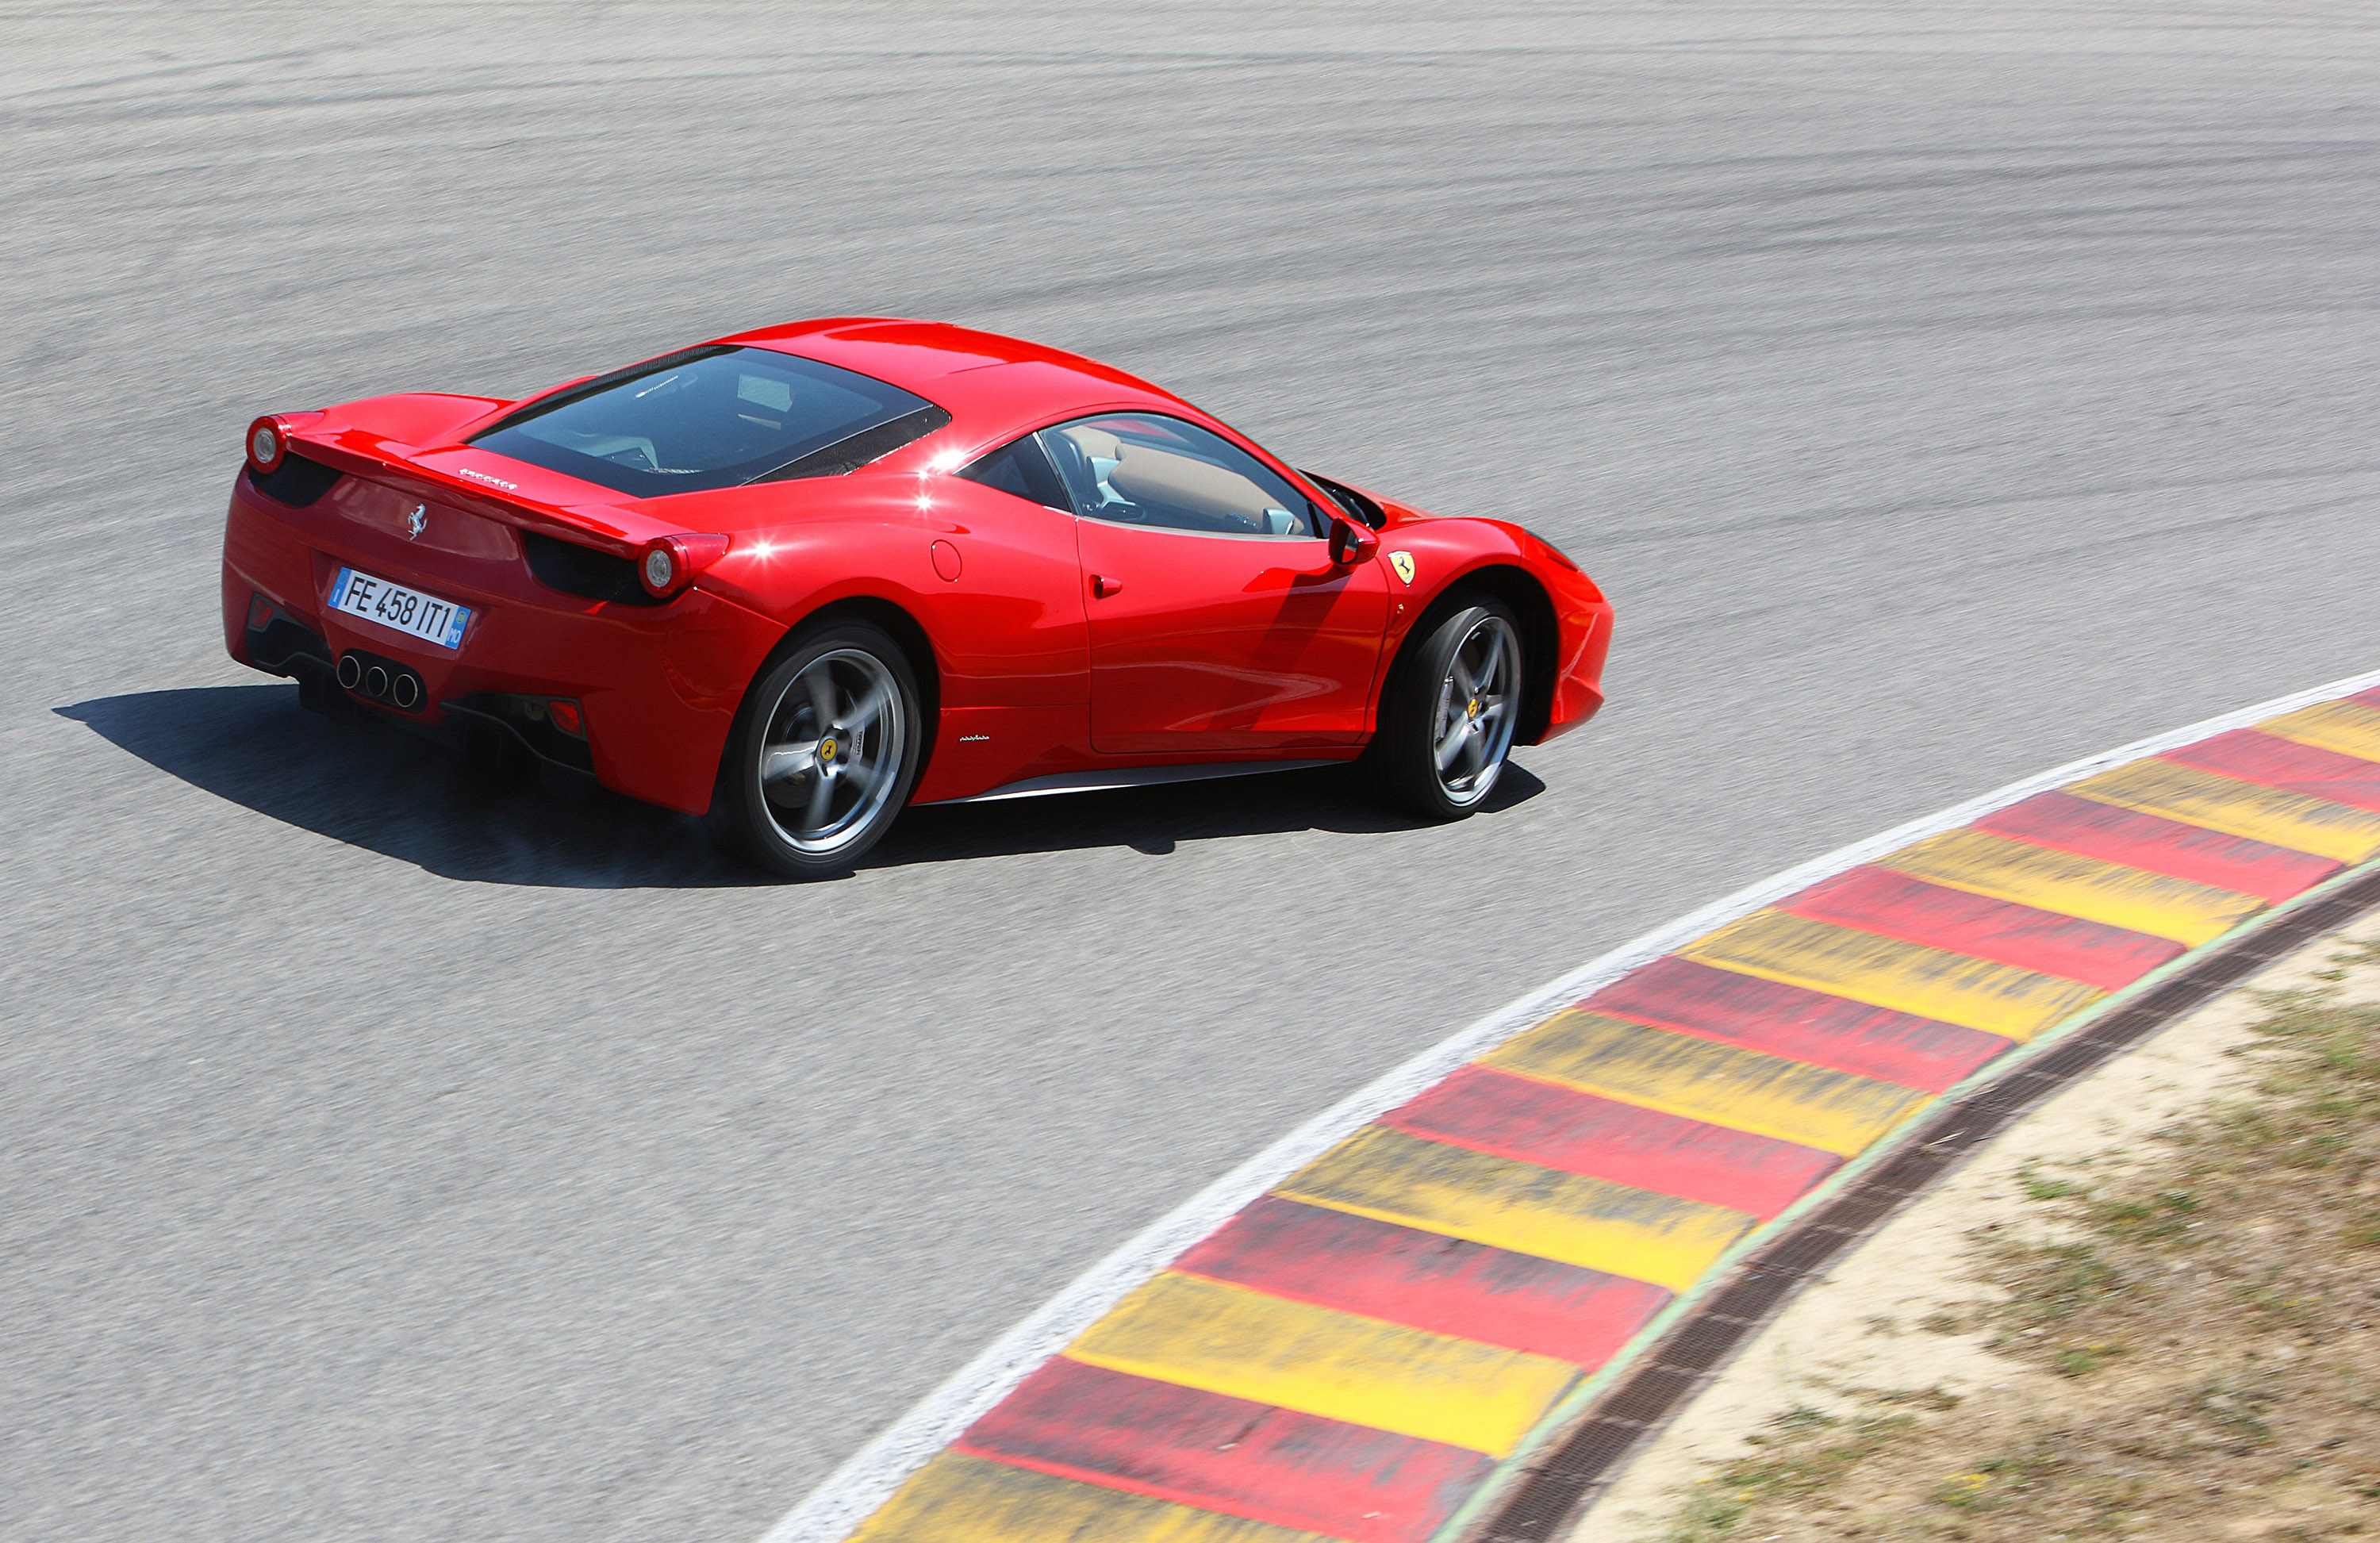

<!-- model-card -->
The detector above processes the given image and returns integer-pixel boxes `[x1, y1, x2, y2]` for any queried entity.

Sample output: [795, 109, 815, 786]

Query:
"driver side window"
[1036, 414, 1320, 537]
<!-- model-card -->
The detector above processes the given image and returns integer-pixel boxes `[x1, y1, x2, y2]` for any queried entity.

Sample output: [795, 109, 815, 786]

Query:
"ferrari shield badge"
[1388, 551, 1416, 585]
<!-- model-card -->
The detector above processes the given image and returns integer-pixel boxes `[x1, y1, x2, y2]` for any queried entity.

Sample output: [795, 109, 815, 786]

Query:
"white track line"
[757, 664, 2380, 1543]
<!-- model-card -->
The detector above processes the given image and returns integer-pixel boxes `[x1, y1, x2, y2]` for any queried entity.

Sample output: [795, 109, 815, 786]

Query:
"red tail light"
[635, 532, 731, 598]
[246, 416, 289, 474]
[639, 541, 678, 594]
[547, 699, 585, 737]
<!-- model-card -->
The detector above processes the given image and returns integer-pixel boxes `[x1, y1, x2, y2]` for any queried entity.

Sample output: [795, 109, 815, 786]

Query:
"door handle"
[1091, 574, 1124, 599]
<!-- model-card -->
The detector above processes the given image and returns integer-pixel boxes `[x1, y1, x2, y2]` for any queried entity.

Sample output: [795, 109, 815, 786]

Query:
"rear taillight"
[635, 532, 731, 598]
[640, 542, 678, 593]
[247, 416, 289, 474]
[547, 699, 585, 737]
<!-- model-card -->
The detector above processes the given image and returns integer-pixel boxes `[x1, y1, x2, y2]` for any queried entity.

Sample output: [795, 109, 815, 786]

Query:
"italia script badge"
[405, 504, 426, 540]
[1388, 551, 1416, 585]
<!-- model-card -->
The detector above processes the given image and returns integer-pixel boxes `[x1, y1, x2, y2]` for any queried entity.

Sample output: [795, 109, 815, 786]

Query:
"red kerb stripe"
[1971, 791, 2337, 903]
[958, 1357, 1492, 1543]
[2160, 729, 2380, 814]
[1174, 1196, 1670, 1369]
[1780, 866, 2182, 992]
[1382, 1064, 1836, 1219]
[1585, 956, 2009, 1092]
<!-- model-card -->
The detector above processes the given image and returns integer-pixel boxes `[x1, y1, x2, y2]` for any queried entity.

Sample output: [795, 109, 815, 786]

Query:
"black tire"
[712, 620, 923, 878]
[1368, 596, 1525, 821]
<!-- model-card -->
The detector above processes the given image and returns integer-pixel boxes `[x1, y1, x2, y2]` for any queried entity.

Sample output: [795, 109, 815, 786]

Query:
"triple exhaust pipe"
[336, 650, 424, 711]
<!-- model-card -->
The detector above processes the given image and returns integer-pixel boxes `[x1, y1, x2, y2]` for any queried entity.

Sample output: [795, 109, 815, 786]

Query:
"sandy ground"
[1580, 900, 2380, 1540]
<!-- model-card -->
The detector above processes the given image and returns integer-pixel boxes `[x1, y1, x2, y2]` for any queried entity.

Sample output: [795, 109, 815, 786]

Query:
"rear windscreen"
[469, 346, 941, 497]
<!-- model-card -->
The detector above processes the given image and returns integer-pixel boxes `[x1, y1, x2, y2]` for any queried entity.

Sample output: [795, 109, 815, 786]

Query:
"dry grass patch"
[1653, 938, 2380, 1542]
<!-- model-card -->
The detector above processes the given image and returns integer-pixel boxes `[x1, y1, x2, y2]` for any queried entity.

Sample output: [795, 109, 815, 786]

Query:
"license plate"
[328, 567, 471, 651]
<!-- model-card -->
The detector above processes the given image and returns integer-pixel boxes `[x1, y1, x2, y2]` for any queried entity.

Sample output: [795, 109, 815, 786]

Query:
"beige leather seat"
[1056, 423, 1287, 530]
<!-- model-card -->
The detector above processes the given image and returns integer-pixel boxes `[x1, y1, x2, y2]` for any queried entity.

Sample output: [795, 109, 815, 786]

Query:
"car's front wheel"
[1370, 596, 1524, 821]
[713, 620, 922, 877]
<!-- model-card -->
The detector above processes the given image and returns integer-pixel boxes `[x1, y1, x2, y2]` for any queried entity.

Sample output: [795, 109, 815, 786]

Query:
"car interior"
[1041, 417, 1318, 537]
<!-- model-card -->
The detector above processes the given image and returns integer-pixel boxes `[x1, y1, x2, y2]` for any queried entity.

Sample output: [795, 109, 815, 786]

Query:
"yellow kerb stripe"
[2067, 758, 2380, 866]
[1483, 1010, 1931, 1157]
[2258, 701, 2380, 765]
[1273, 1124, 1752, 1292]
[1066, 1272, 1576, 1458]
[854, 1451, 1333, 1543]
[1878, 827, 2264, 945]
[1678, 911, 2100, 1041]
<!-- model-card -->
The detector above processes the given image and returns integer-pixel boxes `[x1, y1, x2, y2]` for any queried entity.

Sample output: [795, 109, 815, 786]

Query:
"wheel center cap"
[1466, 698, 1480, 720]
[818, 735, 839, 766]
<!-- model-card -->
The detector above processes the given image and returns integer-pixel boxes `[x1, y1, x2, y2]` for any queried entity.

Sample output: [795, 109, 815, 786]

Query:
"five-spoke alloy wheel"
[1371, 597, 1524, 820]
[714, 620, 922, 877]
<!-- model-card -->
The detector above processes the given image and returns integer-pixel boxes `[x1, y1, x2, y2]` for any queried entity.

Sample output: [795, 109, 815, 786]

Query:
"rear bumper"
[223, 472, 784, 813]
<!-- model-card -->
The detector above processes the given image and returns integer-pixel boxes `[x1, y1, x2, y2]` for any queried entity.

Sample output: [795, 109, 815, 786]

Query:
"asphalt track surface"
[5, 5, 2378, 1541]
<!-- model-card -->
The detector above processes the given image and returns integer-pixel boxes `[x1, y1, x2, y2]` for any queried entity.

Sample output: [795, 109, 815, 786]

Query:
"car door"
[1037, 413, 1392, 754]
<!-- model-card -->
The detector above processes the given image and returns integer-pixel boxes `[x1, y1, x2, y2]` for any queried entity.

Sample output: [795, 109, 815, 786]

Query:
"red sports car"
[223, 319, 1612, 876]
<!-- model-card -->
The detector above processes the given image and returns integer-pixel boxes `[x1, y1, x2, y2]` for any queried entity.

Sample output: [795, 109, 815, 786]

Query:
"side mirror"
[1330, 518, 1380, 566]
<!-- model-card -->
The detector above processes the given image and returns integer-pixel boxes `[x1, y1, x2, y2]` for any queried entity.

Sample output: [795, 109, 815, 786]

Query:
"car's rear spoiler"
[279, 416, 676, 558]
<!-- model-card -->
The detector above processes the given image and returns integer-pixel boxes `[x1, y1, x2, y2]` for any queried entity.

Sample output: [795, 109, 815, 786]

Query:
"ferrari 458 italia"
[223, 319, 1612, 876]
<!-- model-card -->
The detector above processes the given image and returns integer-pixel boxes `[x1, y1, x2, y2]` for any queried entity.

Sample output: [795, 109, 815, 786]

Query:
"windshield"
[469, 346, 942, 497]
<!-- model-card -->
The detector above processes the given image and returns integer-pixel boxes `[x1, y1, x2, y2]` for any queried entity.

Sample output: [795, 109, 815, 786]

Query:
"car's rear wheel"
[713, 620, 921, 877]
[1370, 596, 1523, 821]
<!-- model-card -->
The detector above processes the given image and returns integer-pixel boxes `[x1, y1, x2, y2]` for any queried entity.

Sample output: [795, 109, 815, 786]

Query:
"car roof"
[710, 317, 1197, 440]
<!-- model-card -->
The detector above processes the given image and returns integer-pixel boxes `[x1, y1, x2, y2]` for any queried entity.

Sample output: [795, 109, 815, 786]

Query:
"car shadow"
[57, 684, 1543, 888]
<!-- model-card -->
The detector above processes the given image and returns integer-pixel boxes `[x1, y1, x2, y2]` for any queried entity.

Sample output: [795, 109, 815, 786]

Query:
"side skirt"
[929, 759, 1347, 804]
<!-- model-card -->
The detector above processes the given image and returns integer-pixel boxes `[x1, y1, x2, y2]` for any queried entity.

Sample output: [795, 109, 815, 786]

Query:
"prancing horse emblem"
[405, 504, 427, 540]
[1388, 550, 1416, 585]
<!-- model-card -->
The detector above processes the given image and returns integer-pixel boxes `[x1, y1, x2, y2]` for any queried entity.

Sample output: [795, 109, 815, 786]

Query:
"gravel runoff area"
[8, 6, 2380, 1543]
[1584, 904, 2380, 1542]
